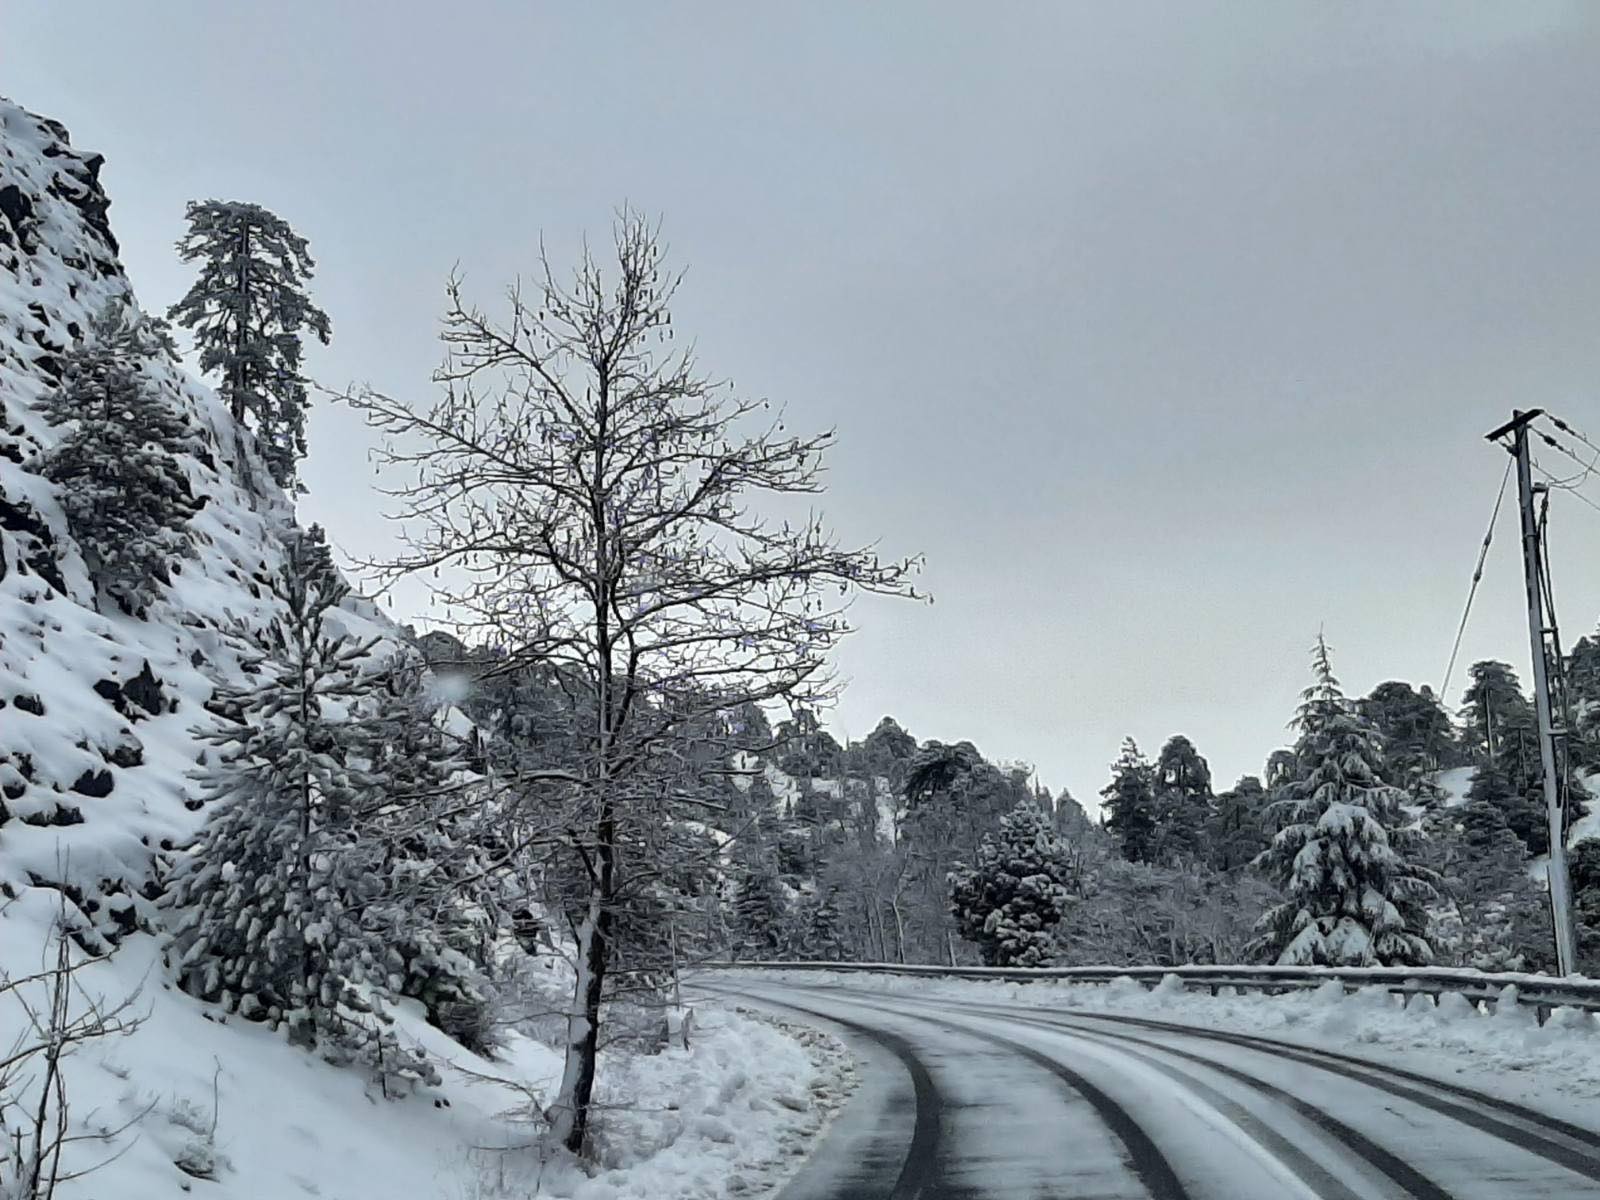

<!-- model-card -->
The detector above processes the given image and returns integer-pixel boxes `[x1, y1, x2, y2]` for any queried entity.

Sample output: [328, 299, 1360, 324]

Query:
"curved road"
[695, 975, 1600, 1200]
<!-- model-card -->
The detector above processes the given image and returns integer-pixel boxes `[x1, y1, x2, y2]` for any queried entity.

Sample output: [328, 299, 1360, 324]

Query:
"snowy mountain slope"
[6, 888, 850, 1200]
[0, 98, 856, 1199]
[0, 97, 392, 933]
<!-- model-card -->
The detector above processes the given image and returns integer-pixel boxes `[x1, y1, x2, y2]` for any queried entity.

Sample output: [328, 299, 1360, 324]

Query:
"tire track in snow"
[820, 987, 1436, 1200]
[721, 992, 947, 1200]
[724, 982, 1191, 1200]
[997, 1022, 1368, 1200]
[810, 977, 1600, 1187]
[1007, 1013, 1457, 1200]
[1037, 1009, 1600, 1187]
[894, 1012, 1193, 1200]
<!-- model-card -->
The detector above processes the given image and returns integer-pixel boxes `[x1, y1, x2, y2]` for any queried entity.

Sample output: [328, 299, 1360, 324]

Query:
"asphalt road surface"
[696, 976, 1600, 1200]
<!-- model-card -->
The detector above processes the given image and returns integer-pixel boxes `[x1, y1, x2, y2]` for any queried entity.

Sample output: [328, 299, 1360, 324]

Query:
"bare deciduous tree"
[343, 211, 921, 1154]
[1, 914, 147, 1199]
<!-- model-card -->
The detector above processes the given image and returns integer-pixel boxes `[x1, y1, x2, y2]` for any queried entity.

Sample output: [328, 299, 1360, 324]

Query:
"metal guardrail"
[697, 960, 1600, 1018]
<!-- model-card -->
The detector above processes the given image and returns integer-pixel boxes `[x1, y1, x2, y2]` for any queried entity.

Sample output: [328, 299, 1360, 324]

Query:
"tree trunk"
[233, 220, 251, 425]
[551, 849, 612, 1154]
[554, 412, 622, 1156]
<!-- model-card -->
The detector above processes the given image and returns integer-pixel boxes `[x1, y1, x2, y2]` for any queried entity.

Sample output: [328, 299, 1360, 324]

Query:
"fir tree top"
[168, 199, 331, 490]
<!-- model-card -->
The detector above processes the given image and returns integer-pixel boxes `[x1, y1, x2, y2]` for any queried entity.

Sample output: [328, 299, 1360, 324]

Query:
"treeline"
[726, 641, 1600, 979]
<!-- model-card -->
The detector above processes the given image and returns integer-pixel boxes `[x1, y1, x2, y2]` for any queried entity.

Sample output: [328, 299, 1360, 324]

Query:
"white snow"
[2, 891, 853, 1198]
[1434, 765, 1476, 808]
[1567, 770, 1600, 845]
[728, 968, 1600, 1121]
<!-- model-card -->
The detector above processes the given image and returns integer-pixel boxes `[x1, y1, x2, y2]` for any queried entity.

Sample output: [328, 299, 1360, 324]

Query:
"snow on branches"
[1254, 636, 1437, 967]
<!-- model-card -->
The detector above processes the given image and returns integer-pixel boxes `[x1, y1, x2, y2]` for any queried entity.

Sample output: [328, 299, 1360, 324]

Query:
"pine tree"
[948, 799, 1075, 967]
[1051, 787, 1094, 839]
[168, 200, 331, 490]
[1254, 636, 1437, 966]
[1359, 681, 1459, 785]
[1459, 661, 1537, 768]
[38, 302, 200, 610]
[168, 530, 433, 1084]
[1101, 738, 1158, 864]
[729, 846, 790, 961]
[1464, 758, 1547, 855]
[1152, 734, 1214, 864]
[354, 651, 496, 1054]
[861, 716, 917, 783]
[775, 707, 844, 778]
[1569, 839, 1600, 969]
[788, 886, 848, 962]
[1430, 808, 1554, 974]
[1207, 775, 1270, 872]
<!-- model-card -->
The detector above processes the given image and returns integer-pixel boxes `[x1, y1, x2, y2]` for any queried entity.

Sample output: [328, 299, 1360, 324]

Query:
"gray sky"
[10, 2, 1600, 806]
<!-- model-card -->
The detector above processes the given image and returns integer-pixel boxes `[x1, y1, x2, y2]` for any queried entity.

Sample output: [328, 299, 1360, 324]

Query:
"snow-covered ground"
[3, 887, 854, 1199]
[726, 967, 1600, 1123]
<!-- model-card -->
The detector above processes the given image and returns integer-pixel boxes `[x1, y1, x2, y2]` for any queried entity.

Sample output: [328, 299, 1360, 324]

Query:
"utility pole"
[1486, 409, 1580, 974]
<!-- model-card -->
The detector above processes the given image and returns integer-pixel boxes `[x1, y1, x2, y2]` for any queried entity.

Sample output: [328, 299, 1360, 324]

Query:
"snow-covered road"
[695, 976, 1600, 1200]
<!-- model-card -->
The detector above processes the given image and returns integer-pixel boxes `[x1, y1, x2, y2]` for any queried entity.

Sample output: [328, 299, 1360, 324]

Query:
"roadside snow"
[562, 1011, 855, 1200]
[2, 891, 853, 1200]
[729, 968, 1600, 1126]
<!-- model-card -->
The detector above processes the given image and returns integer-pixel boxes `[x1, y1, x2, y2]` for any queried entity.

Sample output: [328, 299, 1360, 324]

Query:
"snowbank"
[2, 891, 853, 1198]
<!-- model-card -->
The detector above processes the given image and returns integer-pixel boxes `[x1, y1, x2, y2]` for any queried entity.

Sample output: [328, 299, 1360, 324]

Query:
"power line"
[1531, 459, 1600, 517]
[1546, 411, 1600, 458]
[1533, 419, 1600, 488]
[1440, 454, 1514, 705]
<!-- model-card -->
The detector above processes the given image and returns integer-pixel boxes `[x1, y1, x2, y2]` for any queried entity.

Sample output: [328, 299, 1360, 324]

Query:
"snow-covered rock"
[0, 96, 391, 932]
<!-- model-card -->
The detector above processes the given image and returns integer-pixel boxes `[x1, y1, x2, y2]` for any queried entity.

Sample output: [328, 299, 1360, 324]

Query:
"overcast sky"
[10, 3, 1600, 805]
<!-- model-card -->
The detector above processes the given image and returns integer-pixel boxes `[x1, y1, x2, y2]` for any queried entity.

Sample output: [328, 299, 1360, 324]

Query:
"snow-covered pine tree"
[1451, 798, 1550, 971]
[1101, 737, 1158, 864]
[37, 302, 200, 610]
[948, 799, 1074, 967]
[167, 528, 434, 1085]
[353, 651, 499, 1055]
[1466, 751, 1569, 856]
[167, 200, 331, 490]
[1570, 839, 1600, 969]
[1253, 636, 1437, 966]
